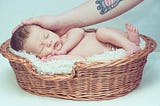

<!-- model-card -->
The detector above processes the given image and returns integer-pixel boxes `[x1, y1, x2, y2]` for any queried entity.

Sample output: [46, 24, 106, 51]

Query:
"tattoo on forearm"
[95, 0, 122, 15]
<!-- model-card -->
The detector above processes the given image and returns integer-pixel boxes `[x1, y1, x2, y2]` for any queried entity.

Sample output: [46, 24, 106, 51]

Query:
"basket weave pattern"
[0, 34, 156, 100]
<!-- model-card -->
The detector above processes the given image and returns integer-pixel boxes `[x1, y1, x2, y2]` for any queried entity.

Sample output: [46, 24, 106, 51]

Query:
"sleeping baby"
[10, 23, 141, 61]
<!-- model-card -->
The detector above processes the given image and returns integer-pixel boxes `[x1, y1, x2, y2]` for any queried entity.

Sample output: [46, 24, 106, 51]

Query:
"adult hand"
[12, 15, 72, 36]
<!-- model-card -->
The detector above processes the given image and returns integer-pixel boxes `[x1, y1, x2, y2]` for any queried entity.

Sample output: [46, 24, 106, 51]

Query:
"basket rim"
[0, 34, 157, 80]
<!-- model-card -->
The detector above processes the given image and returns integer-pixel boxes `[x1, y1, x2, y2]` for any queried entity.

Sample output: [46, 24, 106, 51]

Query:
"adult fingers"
[22, 17, 41, 25]
[12, 17, 40, 34]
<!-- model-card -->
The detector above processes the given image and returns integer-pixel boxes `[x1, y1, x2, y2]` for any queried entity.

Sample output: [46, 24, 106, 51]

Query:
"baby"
[10, 23, 141, 61]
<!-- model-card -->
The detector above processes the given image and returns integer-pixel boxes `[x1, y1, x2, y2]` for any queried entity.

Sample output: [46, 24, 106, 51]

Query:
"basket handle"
[71, 61, 109, 78]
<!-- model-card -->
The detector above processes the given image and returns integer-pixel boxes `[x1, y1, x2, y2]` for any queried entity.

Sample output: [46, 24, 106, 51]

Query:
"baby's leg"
[125, 23, 140, 46]
[96, 27, 141, 55]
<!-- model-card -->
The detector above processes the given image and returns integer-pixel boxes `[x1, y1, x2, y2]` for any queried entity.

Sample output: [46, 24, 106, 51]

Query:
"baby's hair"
[10, 25, 31, 51]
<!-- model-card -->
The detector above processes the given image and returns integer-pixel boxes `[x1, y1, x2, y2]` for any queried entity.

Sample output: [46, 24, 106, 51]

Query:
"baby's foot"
[125, 43, 141, 55]
[125, 23, 140, 46]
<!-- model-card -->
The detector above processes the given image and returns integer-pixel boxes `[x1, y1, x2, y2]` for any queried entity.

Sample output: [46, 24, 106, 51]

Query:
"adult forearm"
[60, 0, 143, 27]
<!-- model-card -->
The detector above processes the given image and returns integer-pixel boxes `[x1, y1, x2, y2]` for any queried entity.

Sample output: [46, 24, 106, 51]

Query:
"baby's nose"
[43, 41, 51, 47]
[47, 43, 51, 47]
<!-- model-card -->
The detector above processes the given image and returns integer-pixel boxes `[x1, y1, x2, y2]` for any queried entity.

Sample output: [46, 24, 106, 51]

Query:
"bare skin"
[12, 0, 144, 35]
[125, 23, 140, 46]
[67, 24, 141, 57]
[43, 24, 141, 61]
[22, 24, 141, 61]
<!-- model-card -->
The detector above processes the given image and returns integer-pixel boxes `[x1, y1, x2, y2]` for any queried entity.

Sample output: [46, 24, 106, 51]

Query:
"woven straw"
[0, 33, 156, 100]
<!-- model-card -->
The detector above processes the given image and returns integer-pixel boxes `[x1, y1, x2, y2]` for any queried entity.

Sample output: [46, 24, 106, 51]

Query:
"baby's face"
[23, 25, 62, 58]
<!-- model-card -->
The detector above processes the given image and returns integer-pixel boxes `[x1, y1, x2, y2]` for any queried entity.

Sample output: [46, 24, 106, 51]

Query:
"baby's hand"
[41, 57, 49, 62]
[40, 52, 56, 61]
[54, 49, 67, 55]
[40, 54, 52, 62]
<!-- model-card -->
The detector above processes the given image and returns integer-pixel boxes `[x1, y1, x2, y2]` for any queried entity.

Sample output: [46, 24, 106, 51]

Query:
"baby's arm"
[55, 28, 84, 55]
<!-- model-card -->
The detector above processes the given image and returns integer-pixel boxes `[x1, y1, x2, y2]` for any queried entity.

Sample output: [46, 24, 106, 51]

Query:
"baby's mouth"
[54, 41, 62, 50]
[54, 41, 59, 49]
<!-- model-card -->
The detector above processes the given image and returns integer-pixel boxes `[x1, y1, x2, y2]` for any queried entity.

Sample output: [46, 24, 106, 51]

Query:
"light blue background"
[0, 0, 160, 106]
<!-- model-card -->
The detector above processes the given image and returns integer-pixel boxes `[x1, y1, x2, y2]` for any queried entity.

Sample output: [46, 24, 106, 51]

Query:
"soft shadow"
[139, 52, 160, 88]
[2, 67, 28, 95]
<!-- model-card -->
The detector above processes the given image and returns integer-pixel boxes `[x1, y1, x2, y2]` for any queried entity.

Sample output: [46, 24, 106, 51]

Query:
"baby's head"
[11, 25, 62, 58]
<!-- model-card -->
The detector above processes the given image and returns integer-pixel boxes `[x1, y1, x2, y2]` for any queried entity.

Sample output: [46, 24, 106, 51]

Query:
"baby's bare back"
[68, 32, 107, 57]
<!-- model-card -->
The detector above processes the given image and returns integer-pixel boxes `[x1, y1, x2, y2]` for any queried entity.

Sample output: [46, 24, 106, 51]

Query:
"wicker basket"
[0, 33, 156, 101]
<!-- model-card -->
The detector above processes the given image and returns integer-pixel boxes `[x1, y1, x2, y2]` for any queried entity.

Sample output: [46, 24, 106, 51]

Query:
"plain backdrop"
[0, 0, 160, 106]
